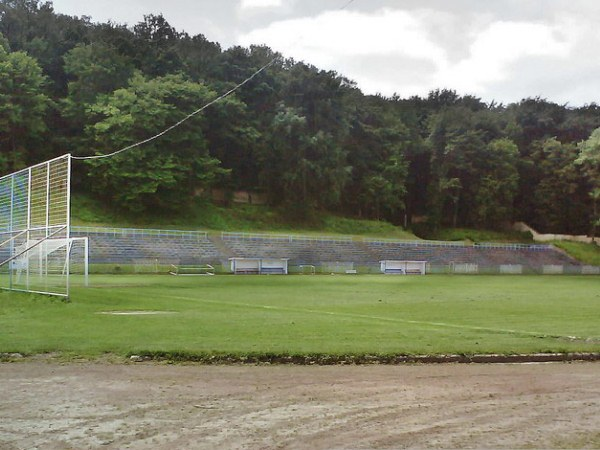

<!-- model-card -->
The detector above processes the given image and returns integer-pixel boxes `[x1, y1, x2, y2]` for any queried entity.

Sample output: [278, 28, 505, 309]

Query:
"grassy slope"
[1, 275, 598, 358]
[420, 227, 534, 243]
[71, 194, 417, 239]
[553, 241, 600, 266]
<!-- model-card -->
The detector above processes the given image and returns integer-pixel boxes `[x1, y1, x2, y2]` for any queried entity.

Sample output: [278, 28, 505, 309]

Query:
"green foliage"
[529, 138, 588, 233]
[70, 193, 122, 225]
[258, 104, 351, 217]
[84, 73, 228, 213]
[0, 37, 50, 171]
[63, 42, 134, 107]
[576, 127, 600, 237]
[132, 14, 184, 77]
[1, 3, 600, 234]
[346, 94, 411, 222]
[472, 138, 519, 228]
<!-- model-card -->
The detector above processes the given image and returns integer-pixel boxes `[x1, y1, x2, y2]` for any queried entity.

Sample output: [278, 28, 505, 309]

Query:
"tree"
[576, 128, 600, 239]
[61, 41, 135, 157]
[63, 42, 133, 107]
[471, 138, 519, 228]
[345, 94, 410, 222]
[176, 32, 222, 82]
[0, 35, 50, 171]
[258, 104, 350, 218]
[0, 0, 91, 96]
[439, 177, 461, 228]
[132, 14, 183, 77]
[83, 73, 227, 213]
[530, 138, 588, 233]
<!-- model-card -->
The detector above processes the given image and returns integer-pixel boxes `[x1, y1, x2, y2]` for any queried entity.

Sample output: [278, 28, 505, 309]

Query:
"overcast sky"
[48, 0, 600, 106]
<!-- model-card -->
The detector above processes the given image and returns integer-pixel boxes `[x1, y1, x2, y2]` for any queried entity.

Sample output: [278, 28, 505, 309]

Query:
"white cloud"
[239, 9, 445, 60]
[46, 1, 600, 104]
[240, 0, 283, 10]
[238, 8, 447, 94]
[439, 21, 576, 95]
[237, 6, 591, 102]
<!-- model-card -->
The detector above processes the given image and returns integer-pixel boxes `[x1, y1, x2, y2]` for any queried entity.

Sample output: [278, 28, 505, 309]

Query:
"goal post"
[0, 154, 84, 297]
[169, 264, 215, 276]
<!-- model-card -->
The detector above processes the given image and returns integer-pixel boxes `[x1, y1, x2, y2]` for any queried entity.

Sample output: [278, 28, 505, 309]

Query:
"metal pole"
[45, 164, 50, 280]
[26, 167, 31, 291]
[66, 155, 72, 298]
[84, 237, 89, 287]
[9, 175, 14, 291]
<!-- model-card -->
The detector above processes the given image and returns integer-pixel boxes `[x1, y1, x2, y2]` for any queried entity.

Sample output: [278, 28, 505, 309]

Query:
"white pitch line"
[166, 295, 582, 341]
[96, 310, 178, 315]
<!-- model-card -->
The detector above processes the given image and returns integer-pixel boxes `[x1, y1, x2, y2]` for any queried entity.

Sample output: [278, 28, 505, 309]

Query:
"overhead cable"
[72, 0, 356, 161]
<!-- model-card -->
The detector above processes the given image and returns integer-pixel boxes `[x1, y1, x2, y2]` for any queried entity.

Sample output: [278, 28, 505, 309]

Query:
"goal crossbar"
[169, 264, 215, 276]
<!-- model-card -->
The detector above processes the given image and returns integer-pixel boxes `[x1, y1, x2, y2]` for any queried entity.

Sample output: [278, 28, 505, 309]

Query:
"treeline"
[1, 0, 599, 235]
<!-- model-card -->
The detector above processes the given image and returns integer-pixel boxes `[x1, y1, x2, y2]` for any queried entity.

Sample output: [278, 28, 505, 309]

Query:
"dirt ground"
[1, 361, 599, 449]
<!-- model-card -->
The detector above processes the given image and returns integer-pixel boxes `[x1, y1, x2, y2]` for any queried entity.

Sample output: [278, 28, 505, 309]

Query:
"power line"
[72, 0, 357, 161]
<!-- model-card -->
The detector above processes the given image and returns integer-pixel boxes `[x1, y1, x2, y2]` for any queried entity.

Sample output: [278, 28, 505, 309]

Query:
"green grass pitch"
[1, 274, 599, 358]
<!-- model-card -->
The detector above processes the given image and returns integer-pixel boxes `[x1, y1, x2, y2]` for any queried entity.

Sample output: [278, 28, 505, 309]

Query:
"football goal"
[0, 154, 87, 298]
[169, 264, 215, 276]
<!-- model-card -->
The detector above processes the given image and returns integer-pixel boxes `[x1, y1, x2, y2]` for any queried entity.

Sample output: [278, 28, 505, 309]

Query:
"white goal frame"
[169, 264, 215, 276]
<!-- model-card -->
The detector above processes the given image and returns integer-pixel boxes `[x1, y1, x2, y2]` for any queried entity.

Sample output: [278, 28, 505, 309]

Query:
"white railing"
[363, 237, 553, 251]
[72, 226, 208, 241]
[474, 242, 553, 251]
[221, 231, 353, 243]
[363, 238, 466, 247]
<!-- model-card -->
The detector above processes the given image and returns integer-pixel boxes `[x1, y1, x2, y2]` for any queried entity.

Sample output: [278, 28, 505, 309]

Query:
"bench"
[234, 268, 260, 275]
[260, 267, 286, 274]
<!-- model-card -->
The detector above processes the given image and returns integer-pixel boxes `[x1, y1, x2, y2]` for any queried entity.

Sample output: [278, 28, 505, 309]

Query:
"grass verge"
[553, 241, 600, 266]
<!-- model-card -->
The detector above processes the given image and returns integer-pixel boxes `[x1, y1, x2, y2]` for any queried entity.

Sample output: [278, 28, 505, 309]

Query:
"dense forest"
[0, 0, 599, 235]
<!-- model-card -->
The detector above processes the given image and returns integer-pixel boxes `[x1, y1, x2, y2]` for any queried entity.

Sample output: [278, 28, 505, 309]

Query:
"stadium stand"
[71, 227, 220, 266]
[69, 227, 590, 274]
[220, 233, 373, 266]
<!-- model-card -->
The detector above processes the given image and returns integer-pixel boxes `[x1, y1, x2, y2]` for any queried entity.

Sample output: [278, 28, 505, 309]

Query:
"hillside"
[70, 194, 600, 266]
[0, 1, 598, 238]
[70, 194, 418, 240]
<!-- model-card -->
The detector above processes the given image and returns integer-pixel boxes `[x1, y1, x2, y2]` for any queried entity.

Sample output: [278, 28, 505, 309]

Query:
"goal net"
[169, 264, 215, 276]
[0, 154, 85, 297]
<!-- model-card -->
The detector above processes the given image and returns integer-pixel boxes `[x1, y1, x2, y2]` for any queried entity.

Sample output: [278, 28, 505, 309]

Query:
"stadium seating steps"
[68, 229, 583, 272]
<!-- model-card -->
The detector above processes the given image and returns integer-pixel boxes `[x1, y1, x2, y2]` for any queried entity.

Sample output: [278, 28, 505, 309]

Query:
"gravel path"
[1, 361, 599, 449]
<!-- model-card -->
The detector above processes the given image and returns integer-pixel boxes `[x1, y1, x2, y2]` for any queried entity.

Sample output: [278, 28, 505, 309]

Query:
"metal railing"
[363, 238, 467, 247]
[221, 231, 353, 243]
[72, 226, 208, 241]
[473, 242, 553, 251]
[70, 226, 558, 251]
[363, 237, 553, 251]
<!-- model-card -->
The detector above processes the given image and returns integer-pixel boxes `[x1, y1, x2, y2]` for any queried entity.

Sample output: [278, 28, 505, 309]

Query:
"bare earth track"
[1, 361, 599, 449]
